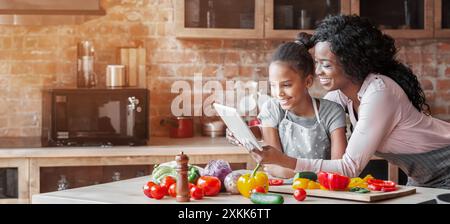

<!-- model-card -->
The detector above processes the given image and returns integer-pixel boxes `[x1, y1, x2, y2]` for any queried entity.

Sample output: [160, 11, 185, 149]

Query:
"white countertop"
[32, 175, 450, 204]
[0, 137, 247, 158]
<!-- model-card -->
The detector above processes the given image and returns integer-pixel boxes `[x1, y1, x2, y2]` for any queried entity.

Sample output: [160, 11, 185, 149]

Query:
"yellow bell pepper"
[362, 174, 374, 182]
[292, 178, 321, 190]
[237, 164, 269, 198]
[347, 177, 368, 189]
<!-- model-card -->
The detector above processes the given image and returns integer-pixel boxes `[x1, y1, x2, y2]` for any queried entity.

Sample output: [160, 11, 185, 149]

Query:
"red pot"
[169, 117, 194, 138]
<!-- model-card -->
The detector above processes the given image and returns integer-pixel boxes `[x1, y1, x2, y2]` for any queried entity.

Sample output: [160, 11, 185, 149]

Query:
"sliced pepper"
[349, 187, 370, 193]
[318, 171, 350, 191]
[269, 179, 284, 186]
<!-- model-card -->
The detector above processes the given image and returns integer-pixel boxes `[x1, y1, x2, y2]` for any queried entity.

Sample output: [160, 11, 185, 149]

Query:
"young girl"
[253, 40, 348, 178]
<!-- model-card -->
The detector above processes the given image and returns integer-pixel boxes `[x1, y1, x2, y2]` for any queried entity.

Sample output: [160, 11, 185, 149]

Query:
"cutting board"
[269, 185, 416, 202]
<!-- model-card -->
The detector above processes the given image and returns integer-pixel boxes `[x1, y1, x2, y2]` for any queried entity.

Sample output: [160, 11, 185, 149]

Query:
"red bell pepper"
[367, 178, 397, 192]
[318, 171, 350, 191]
[269, 179, 284, 186]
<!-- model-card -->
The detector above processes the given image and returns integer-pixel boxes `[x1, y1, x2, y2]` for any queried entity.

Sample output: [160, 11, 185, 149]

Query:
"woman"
[254, 40, 347, 178]
[252, 15, 450, 189]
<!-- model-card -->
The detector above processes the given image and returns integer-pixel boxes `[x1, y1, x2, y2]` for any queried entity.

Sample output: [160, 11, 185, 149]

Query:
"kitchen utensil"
[106, 65, 126, 87]
[161, 117, 194, 138]
[77, 41, 96, 88]
[269, 185, 416, 202]
[202, 120, 226, 137]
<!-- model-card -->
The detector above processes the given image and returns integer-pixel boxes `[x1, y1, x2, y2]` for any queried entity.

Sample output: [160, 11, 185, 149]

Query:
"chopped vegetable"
[269, 179, 284, 186]
[318, 171, 350, 191]
[349, 187, 370, 193]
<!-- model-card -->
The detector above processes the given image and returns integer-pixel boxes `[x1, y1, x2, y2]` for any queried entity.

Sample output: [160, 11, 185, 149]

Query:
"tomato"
[189, 183, 195, 190]
[293, 188, 307, 201]
[251, 186, 267, 194]
[150, 185, 165, 200]
[143, 181, 157, 198]
[160, 176, 176, 190]
[269, 179, 284, 186]
[168, 183, 177, 197]
[190, 186, 204, 200]
[197, 176, 221, 196]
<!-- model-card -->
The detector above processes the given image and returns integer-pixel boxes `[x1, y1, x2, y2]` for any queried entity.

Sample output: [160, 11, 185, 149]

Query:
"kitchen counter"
[0, 136, 252, 204]
[0, 137, 247, 158]
[31, 175, 450, 204]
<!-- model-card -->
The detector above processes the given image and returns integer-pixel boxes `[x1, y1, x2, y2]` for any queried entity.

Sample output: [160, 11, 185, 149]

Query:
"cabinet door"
[351, 0, 433, 38]
[435, 0, 450, 37]
[265, 0, 351, 39]
[0, 159, 29, 204]
[175, 0, 264, 39]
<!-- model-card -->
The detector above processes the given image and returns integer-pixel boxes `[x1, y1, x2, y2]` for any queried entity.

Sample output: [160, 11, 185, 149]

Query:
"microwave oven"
[42, 88, 148, 146]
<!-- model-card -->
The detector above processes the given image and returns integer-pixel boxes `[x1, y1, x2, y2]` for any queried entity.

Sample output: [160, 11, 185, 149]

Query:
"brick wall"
[0, 0, 448, 138]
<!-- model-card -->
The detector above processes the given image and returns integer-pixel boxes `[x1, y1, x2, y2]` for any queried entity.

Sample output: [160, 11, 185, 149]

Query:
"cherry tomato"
[160, 185, 168, 196]
[293, 188, 307, 201]
[160, 176, 176, 190]
[190, 186, 204, 200]
[143, 181, 157, 198]
[269, 179, 284, 186]
[251, 186, 267, 194]
[150, 185, 165, 200]
[168, 183, 177, 197]
[189, 183, 195, 190]
[197, 176, 221, 196]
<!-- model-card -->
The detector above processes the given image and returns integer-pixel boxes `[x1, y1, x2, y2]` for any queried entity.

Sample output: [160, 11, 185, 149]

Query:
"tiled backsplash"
[0, 0, 449, 138]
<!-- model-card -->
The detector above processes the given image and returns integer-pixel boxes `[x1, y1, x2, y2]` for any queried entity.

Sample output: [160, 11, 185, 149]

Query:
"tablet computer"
[213, 103, 263, 151]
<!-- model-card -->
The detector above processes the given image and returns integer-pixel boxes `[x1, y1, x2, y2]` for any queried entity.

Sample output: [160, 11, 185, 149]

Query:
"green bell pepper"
[188, 165, 200, 184]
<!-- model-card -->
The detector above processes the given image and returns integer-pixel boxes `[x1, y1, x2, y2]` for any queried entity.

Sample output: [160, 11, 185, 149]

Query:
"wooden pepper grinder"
[176, 151, 190, 202]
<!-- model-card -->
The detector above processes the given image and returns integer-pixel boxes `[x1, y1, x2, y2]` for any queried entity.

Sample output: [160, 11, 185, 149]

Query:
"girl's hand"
[226, 128, 242, 146]
[225, 126, 262, 146]
[250, 145, 297, 170]
[250, 145, 285, 164]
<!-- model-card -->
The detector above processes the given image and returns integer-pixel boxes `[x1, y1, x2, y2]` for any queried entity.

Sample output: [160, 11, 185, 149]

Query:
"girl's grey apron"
[375, 145, 450, 189]
[278, 98, 331, 160]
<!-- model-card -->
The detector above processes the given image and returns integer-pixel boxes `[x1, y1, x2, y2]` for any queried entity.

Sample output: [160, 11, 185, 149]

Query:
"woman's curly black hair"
[270, 40, 314, 77]
[308, 15, 430, 114]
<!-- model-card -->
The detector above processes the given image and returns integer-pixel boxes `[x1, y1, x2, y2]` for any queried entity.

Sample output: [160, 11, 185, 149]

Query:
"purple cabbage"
[201, 160, 233, 183]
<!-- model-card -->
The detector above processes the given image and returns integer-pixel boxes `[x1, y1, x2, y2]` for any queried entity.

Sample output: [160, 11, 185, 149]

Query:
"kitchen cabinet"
[351, 0, 434, 38]
[0, 0, 105, 25]
[435, 0, 450, 37]
[175, 0, 265, 39]
[0, 159, 29, 204]
[264, 0, 351, 39]
[0, 0, 104, 15]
